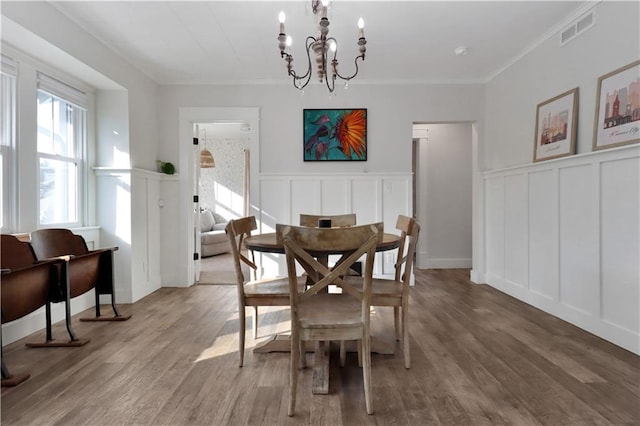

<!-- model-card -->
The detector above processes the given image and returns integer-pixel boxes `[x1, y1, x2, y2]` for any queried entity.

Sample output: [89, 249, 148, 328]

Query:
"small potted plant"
[157, 161, 175, 175]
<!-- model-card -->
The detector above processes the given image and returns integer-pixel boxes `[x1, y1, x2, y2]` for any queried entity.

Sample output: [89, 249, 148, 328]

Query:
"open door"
[193, 124, 202, 282]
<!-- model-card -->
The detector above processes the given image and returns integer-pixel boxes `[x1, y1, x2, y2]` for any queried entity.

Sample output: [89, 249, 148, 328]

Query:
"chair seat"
[298, 293, 363, 329]
[344, 276, 403, 298]
[244, 276, 307, 298]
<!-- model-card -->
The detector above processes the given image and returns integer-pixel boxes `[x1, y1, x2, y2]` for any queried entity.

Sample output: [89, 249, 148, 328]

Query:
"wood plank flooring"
[2, 269, 638, 425]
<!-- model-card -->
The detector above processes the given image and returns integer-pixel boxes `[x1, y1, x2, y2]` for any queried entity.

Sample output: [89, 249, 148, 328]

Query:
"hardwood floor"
[2, 269, 638, 425]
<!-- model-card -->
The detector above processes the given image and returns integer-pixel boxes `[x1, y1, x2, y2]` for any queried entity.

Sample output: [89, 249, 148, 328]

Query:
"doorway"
[176, 107, 260, 287]
[412, 123, 473, 270]
[195, 122, 251, 282]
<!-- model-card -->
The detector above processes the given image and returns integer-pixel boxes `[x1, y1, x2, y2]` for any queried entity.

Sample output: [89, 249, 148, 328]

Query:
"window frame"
[1, 56, 17, 233]
[36, 85, 87, 229]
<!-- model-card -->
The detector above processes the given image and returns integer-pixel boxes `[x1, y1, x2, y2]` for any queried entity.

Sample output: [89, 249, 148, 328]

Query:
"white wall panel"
[259, 179, 289, 232]
[291, 179, 319, 225]
[559, 164, 598, 316]
[351, 179, 379, 225]
[485, 177, 505, 279]
[320, 179, 349, 214]
[601, 158, 640, 334]
[259, 173, 411, 278]
[382, 179, 409, 232]
[529, 170, 558, 300]
[482, 145, 640, 354]
[504, 174, 528, 288]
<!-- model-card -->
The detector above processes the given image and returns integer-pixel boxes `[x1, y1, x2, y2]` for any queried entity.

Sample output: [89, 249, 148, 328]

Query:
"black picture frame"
[303, 108, 367, 161]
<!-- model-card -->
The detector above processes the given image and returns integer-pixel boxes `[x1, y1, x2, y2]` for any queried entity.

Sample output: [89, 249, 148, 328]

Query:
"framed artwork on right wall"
[592, 60, 640, 151]
[533, 87, 579, 162]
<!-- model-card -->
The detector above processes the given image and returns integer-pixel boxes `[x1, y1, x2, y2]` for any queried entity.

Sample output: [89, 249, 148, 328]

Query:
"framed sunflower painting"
[303, 109, 367, 161]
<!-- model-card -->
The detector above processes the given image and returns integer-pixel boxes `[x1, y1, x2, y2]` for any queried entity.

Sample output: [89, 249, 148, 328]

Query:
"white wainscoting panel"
[257, 173, 412, 278]
[259, 179, 289, 233]
[528, 169, 559, 301]
[351, 179, 379, 225]
[482, 145, 640, 354]
[485, 176, 505, 283]
[559, 164, 599, 317]
[321, 179, 349, 214]
[600, 157, 639, 335]
[504, 174, 528, 288]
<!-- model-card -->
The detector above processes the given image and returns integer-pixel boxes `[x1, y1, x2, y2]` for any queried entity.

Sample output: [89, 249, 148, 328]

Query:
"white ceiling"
[48, 1, 589, 86]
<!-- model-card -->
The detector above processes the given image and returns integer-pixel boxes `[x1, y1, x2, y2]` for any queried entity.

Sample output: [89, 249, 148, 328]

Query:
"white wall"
[482, 1, 640, 354]
[1, 3, 163, 342]
[157, 83, 485, 285]
[414, 123, 473, 269]
[1, 2, 159, 170]
[484, 1, 640, 170]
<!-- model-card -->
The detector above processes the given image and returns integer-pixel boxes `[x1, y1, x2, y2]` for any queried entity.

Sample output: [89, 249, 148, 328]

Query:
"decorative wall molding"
[482, 144, 639, 354]
[256, 172, 412, 278]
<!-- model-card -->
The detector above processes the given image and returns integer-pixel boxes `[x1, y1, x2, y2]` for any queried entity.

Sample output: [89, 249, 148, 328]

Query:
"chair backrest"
[393, 215, 420, 286]
[225, 216, 259, 296]
[279, 223, 380, 311]
[1, 234, 58, 323]
[299, 213, 356, 228]
[1, 234, 39, 269]
[30, 229, 89, 259]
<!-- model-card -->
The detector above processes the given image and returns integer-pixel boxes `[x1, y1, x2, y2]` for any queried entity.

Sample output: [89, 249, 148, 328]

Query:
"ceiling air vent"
[560, 10, 596, 46]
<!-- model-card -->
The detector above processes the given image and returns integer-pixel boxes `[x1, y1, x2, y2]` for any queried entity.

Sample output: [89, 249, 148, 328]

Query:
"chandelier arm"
[333, 54, 365, 82]
[292, 36, 317, 90]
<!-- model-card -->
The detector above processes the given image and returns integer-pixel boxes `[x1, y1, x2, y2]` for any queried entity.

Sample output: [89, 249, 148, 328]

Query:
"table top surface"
[245, 232, 400, 254]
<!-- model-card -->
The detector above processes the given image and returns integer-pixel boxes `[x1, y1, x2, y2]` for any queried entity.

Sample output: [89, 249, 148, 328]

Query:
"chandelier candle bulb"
[358, 18, 365, 38]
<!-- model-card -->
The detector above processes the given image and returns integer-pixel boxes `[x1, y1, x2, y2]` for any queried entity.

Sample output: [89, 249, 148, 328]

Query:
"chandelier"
[277, 0, 367, 92]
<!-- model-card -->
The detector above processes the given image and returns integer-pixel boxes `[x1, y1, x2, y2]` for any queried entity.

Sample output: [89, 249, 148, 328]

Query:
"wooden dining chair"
[299, 213, 356, 228]
[280, 223, 380, 416]
[345, 215, 420, 369]
[225, 216, 305, 367]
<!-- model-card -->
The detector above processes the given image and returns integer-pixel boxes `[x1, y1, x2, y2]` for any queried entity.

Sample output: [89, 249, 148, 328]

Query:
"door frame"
[178, 107, 260, 286]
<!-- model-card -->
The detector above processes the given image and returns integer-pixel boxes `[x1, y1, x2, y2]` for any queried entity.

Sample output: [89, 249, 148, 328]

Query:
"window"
[1, 54, 17, 232]
[36, 73, 87, 227]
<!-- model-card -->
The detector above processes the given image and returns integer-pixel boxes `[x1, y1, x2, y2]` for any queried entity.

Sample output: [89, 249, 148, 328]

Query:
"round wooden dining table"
[244, 229, 401, 395]
[244, 231, 401, 254]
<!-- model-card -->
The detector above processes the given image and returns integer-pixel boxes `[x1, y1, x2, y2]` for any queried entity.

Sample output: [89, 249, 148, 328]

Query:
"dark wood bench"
[1, 234, 79, 386]
[29, 229, 131, 323]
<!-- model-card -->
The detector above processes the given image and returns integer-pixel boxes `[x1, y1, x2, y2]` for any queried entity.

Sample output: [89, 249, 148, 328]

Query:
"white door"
[193, 124, 202, 282]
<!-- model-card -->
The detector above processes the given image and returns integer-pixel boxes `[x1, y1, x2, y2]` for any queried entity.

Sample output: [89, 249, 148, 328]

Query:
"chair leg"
[1, 361, 30, 387]
[402, 304, 410, 369]
[252, 306, 259, 339]
[299, 338, 306, 369]
[394, 306, 401, 341]
[288, 327, 299, 416]
[362, 333, 373, 415]
[239, 307, 246, 368]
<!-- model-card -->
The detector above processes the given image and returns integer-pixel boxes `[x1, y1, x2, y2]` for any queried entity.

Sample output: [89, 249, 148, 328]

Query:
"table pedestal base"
[253, 334, 395, 394]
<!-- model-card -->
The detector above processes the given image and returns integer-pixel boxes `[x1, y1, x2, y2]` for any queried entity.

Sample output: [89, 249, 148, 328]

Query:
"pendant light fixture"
[200, 129, 215, 168]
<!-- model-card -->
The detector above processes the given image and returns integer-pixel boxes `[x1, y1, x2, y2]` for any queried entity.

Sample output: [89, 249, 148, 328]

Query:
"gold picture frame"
[533, 87, 579, 162]
[592, 60, 640, 151]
